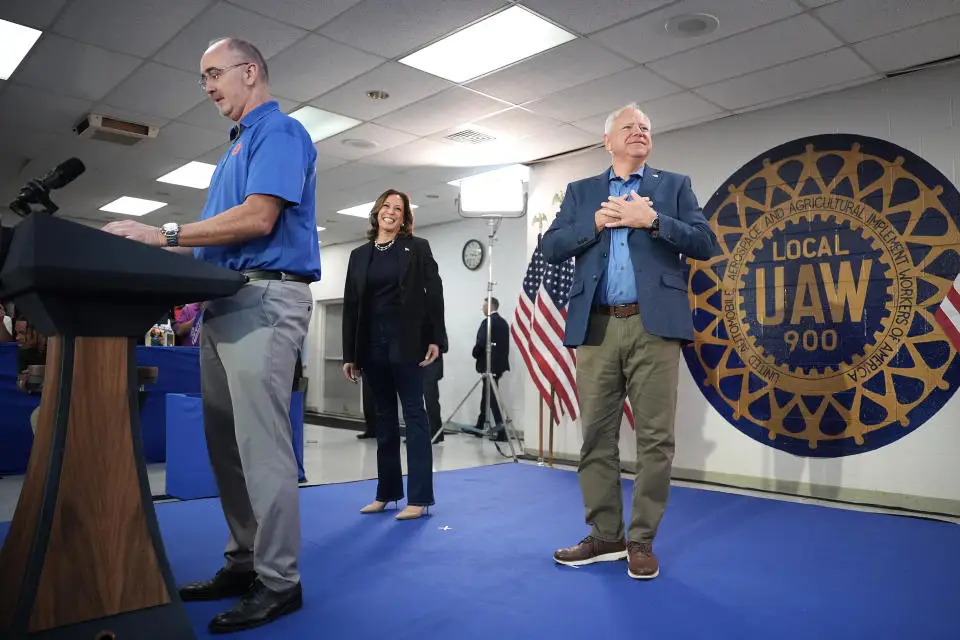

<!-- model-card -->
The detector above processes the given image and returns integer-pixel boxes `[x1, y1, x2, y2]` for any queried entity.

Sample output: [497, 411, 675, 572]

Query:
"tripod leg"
[430, 377, 482, 443]
[487, 376, 519, 462]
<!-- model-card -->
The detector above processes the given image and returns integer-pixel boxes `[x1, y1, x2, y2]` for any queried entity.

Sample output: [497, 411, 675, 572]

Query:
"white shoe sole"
[554, 550, 628, 567]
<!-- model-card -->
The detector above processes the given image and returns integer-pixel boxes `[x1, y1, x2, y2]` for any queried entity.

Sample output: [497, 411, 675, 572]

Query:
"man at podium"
[103, 36, 319, 634]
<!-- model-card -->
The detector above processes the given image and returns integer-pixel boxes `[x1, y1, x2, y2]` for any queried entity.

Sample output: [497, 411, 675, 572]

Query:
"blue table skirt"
[0, 344, 302, 477]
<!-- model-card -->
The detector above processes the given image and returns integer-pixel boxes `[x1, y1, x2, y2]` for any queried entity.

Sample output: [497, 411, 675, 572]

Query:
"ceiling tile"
[466, 38, 634, 105]
[694, 48, 877, 111]
[13, 33, 142, 102]
[523, 66, 681, 123]
[153, 2, 307, 73]
[132, 122, 226, 161]
[228, 0, 364, 30]
[0, 127, 60, 166]
[521, 0, 673, 34]
[101, 62, 206, 119]
[373, 87, 511, 137]
[265, 35, 384, 103]
[317, 0, 508, 58]
[0, 0, 69, 29]
[0, 83, 93, 136]
[639, 91, 726, 129]
[592, 0, 803, 65]
[316, 161, 401, 191]
[463, 107, 567, 143]
[176, 96, 299, 133]
[360, 138, 460, 169]
[647, 13, 843, 88]
[310, 63, 453, 121]
[814, 0, 960, 43]
[854, 15, 960, 72]
[314, 123, 417, 160]
[52, 0, 209, 58]
[796, 0, 837, 6]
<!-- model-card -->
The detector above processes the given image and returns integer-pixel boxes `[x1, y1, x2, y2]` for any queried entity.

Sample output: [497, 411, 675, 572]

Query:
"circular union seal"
[684, 134, 960, 457]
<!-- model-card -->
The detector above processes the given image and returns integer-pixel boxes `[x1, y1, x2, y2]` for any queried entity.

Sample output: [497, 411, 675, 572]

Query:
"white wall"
[306, 215, 528, 428]
[522, 64, 960, 514]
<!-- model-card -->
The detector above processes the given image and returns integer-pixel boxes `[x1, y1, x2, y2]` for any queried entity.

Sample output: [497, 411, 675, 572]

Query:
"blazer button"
[592, 275, 598, 280]
[602, 252, 607, 258]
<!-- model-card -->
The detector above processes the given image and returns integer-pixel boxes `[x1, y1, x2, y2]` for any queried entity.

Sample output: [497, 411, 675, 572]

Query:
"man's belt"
[242, 269, 312, 284]
[594, 303, 639, 318]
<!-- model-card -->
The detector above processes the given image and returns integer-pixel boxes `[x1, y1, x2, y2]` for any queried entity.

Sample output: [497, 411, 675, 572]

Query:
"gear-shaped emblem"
[683, 135, 960, 458]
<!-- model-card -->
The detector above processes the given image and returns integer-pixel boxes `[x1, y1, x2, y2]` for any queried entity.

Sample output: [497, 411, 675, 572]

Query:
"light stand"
[430, 172, 527, 460]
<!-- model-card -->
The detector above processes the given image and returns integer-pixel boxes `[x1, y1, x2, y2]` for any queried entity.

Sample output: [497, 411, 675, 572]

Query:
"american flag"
[511, 234, 635, 428]
[934, 276, 960, 351]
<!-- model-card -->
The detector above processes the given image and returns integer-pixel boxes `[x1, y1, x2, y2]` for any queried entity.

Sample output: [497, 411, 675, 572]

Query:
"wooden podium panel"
[0, 337, 194, 639]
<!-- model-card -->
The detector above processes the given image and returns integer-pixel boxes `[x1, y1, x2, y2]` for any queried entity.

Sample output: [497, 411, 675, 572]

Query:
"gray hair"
[604, 102, 651, 135]
[207, 37, 269, 83]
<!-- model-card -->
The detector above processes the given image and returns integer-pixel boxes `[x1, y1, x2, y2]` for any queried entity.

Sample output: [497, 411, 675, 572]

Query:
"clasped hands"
[342, 344, 440, 382]
[595, 190, 657, 232]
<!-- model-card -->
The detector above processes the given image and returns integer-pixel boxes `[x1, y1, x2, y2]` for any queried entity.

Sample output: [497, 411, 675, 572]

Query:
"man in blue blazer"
[542, 102, 718, 580]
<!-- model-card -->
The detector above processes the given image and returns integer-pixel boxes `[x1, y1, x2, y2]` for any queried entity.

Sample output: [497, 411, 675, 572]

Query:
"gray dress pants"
[199, 279, 312, 592]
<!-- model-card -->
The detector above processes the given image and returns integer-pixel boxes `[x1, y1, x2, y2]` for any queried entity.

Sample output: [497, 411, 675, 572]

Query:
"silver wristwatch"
[160, 222, 181, 247]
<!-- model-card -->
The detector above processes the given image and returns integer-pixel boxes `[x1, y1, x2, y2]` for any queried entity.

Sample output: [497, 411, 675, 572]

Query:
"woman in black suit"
[342, 189, 446, 520]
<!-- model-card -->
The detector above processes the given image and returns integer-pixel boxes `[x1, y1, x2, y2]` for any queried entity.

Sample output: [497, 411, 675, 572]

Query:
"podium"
[0, 213, 246, 639]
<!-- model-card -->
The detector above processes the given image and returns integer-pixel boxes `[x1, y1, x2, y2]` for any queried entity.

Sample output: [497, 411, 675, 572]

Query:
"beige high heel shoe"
[360, 500, 396, 514]
[395, 505, 430, 520]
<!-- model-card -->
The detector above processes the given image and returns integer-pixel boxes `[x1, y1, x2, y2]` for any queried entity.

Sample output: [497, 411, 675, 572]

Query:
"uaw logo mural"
[684, 134, 960, 457]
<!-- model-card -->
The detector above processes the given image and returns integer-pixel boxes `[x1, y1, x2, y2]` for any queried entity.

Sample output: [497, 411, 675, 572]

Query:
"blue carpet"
[2, 463, 960, 639]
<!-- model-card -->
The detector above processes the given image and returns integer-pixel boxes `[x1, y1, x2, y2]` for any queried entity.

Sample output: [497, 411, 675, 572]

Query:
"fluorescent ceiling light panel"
[337, 201, 418, 218]
[0, 19, 42, 81]
[156, 161, 217, 189]
[100, 196, 167, 217]
[317, 226, 326, 231]
[398, 6, 576, 83]
[289, 106, 360, 143]
[448, 164, 530, 187]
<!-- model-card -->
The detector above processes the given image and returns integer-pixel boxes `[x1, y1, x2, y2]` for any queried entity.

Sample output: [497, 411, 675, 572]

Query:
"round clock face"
[462, 239, 483, 270]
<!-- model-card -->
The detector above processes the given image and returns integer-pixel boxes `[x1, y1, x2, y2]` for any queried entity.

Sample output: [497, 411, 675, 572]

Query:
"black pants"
[360, 373, 376, 436]
[363, 318, 434, 506]
[476, 373, 503, 429]
[422, 359, 442, 439]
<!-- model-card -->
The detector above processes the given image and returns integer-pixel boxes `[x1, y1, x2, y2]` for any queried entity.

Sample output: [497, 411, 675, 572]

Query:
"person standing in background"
[102, 36, 318, 633]
[341, 189, 446, 520]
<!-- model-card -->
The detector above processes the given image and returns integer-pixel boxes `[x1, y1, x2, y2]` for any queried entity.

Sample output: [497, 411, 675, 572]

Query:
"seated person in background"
[174, 302, 202, 346]
[14, 318, 47, 434]
[0, 301, 13, 343]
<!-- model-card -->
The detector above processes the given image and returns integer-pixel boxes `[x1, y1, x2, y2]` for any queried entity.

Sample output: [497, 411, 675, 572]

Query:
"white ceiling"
[0, 0, 957, 246]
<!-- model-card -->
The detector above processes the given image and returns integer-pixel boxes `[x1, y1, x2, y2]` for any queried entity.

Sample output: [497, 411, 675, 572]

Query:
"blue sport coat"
[541, 166, 719, 347]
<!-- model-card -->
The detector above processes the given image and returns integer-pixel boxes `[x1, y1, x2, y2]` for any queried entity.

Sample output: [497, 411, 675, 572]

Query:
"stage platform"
[2, 463, 958, 639]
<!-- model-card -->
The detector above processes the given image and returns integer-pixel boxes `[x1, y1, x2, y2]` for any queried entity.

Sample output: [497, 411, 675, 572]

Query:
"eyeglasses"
[199, 62, 251, 90]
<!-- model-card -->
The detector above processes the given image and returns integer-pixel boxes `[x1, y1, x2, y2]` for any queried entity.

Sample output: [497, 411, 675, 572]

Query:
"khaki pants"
[575, 311, 680, 544]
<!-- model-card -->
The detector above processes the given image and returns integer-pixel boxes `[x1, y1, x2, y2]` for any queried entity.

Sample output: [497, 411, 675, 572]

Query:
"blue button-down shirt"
[595, 166, 643, 305]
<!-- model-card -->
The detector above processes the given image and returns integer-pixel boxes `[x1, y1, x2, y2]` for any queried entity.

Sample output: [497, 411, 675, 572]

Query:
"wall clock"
[462, 239, 484, 270]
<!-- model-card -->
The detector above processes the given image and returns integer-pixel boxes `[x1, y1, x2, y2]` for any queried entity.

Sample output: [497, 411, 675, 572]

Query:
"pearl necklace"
[374, 239, 395, 252]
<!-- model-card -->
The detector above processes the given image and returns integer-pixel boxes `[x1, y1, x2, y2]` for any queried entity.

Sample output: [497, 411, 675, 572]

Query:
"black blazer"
[472, 312, 509, 375]
[342, 235, 446, 368]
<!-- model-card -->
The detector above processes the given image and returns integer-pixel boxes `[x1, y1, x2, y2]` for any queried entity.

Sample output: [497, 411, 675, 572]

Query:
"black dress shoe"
[178, 567, 258, 602]
[208, 579, 302, 634]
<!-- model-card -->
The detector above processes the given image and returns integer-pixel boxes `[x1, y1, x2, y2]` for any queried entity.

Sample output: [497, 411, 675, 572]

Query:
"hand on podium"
[102, 219, 164, 246]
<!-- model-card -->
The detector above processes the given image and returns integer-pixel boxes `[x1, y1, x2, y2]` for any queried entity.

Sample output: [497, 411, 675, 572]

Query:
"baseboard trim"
[520, 449, 960, 519]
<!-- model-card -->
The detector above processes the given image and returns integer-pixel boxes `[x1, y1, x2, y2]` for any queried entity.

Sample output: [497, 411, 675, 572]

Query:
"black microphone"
[8, 157, 86, 217]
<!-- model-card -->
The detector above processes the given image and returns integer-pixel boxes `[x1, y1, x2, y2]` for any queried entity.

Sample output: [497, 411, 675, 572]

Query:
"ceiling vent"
[444, 128, 496, 144]
[73, 113, 159, 146]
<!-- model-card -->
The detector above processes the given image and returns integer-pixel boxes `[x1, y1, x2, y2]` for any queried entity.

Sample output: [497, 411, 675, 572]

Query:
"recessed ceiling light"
[664, 13, 719, 38]
[342, 138, 378, 149]
[156, 161, 217, 189]
[289, 106, 361, 143]
[317, 226, 326, 231]
[366, 90, 390, 100]
[337, 201, 419, 218]
[398, 5, 576, 83]
[100, 196, 167, 217]
[0, 19, 42, 81]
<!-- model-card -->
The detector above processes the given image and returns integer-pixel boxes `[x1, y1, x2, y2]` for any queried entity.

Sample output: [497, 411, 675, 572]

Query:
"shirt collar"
[229, 100, 280, 141]
[608, 165, 644, 182]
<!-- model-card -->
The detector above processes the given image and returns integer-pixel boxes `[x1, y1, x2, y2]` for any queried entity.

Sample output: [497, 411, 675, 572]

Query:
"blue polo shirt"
[194, 100, 321, 281]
